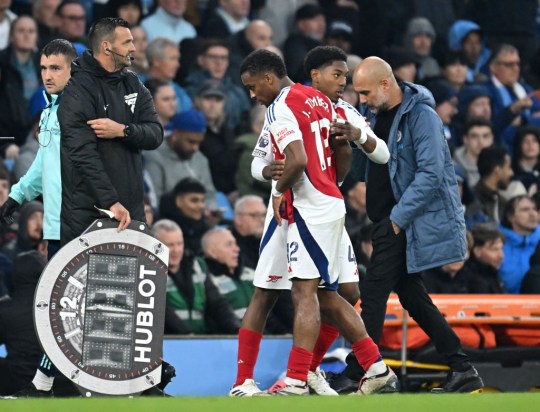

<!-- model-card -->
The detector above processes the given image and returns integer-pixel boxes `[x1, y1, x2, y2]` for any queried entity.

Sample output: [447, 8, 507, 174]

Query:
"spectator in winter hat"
[144, 109, 218, 208]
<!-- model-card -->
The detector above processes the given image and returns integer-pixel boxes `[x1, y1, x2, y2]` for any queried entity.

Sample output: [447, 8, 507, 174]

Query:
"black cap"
[384, 46, 420, 70]
[197, 79, 226, 99]
[428, 81, 458, 106]
[327, 20, 353, 40]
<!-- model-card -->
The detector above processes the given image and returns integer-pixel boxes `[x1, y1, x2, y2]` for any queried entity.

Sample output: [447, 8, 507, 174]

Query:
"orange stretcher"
[356, 294, 540, 390]
[383, 294, 540, 326]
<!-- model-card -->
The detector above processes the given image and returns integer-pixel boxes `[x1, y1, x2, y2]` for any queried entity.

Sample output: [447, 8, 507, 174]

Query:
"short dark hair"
[463, 117, 493, 135]
[56, 0, 84, 16]
[107, 0, 142, 19]
[477, 145, 508, 178]
[200, 38, 230, 55]
[501, 195, 535, 229]
[512, 125, 540, 164]
[488, 43, 519, 65]
[304, 45, 347, 75]
[41, 39, 78, 62]
[88, 17, 129, 52]
[441, 49, 467, 68]
[240, 49, 287, 79]
[173, 178, 206, 197]
[472, 223, 504, 247]
[144, 78, 169, 98]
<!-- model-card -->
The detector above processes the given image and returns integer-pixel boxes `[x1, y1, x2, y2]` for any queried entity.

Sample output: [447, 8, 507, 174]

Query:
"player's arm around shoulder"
[332, 104, 389, 164]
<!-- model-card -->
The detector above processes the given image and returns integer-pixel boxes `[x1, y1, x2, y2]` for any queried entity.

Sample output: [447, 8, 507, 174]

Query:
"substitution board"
[34, 219, 169, 397]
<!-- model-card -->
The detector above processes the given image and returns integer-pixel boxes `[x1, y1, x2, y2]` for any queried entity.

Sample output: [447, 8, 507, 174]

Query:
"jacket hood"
[448, 20, 482, 50]
[17, 201, 43, 251]
[205, 256, 243, 279]
[11, 249, 46, 297]
[400, 81, 436, 113]
[72, 50, 128, 84]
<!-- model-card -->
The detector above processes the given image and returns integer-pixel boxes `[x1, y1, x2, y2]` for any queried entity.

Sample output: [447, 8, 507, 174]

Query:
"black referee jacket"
[58, 50, 163, 244]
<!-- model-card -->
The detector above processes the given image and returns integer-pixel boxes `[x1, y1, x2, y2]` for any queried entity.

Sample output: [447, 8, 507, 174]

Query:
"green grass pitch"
[1, 393, 539, 412]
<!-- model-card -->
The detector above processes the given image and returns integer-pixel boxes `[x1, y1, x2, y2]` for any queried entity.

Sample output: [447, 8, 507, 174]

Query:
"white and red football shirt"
[334, 98, 377, 141]
[266, 84, 345, 224]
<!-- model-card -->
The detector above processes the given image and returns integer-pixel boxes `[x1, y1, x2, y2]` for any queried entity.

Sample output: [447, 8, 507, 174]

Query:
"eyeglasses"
[62, 14, 86, 22]
[238, 212, 266, 219]
[496, 60, 520, 68]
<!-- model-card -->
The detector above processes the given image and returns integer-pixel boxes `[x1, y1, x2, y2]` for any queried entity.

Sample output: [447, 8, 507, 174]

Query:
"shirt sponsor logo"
[276, 127, 295, 143]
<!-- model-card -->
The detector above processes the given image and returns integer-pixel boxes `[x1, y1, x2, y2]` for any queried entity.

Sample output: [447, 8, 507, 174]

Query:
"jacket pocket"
[411, 209, 449, 244]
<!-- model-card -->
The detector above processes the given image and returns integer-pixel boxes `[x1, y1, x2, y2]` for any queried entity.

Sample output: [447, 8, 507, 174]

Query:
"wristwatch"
[123, 124, 132, 138]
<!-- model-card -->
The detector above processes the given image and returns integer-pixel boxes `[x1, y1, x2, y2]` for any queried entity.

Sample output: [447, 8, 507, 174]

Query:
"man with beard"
[57, 17, 170, 397]
[330, 56, 483, 394]
[144, 108, 218, 209]
[466, 145, 515, 225]
[59, 17, 163, 243]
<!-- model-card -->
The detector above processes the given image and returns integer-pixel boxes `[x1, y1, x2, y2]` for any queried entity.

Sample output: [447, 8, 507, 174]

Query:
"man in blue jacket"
[331, 56, 484, 393]
[498, 195, 540, 293]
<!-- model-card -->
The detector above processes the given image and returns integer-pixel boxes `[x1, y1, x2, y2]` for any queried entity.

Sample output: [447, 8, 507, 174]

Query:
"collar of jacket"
[205, 256, 242, 279]
[474, 179, 498, 200]
[42, 89, 63, 108]
[499, 224, 540, 247]
[75, 49, 127, 81]
[467, 255, 500, 279]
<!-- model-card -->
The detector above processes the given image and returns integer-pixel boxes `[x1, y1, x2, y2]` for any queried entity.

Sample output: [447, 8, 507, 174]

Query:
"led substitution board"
[34, 219, 169, 397]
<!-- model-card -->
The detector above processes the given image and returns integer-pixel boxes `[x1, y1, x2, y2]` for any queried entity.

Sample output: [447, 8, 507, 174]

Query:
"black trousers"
[346, 217, 469, 377]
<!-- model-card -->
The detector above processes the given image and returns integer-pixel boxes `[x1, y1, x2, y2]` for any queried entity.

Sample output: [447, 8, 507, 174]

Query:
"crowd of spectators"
[1, 0, 540, 344]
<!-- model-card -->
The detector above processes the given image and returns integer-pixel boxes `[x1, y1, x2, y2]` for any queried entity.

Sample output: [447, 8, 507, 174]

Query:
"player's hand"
[87, 118, 125, 138]
[391, 220, 401, 235]
[109, 202, 131, 232]
[269, 159, 285, 180]
[272, 193, 284, 226]
[330, 119, 362, 142]
[0, 197, 20, 225]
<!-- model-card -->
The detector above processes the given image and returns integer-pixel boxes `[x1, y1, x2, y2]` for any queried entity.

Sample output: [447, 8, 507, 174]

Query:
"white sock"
[365, 360, 388, 377]
[284, 377, 305, 387]
[32, 370, 54, 391]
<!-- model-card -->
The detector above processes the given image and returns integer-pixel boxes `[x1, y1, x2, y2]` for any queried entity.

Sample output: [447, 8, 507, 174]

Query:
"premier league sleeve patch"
[34, 219, 169, 397]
